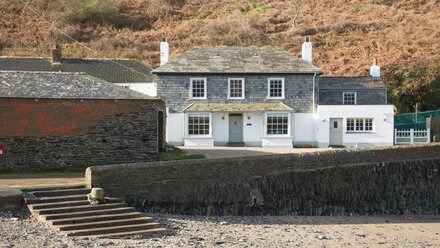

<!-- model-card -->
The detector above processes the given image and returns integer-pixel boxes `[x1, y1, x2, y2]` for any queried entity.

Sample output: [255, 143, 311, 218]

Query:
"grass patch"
[159, 146, 205, 161]
[352, 3, 377, 13]
[241, 3, 272, 17]
[0, 165, 89, 175]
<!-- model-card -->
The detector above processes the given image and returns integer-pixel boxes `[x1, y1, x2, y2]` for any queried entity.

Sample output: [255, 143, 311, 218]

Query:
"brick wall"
[86, 144, 440, 215]
[0, 98, 165, 169]
[156, 74, 317, 113]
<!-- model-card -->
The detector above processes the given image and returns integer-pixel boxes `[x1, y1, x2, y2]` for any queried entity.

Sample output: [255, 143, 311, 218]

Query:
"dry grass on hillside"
[1, 0, 439, 74]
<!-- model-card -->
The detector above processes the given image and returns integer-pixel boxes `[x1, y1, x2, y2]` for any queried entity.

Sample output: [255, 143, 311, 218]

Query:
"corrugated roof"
[319, 76, 385, 89]
[184, 103, 293, 112]
[0, 57, 155, 83]
[0, 71, 157, 99]
[153, 47, 324, 74]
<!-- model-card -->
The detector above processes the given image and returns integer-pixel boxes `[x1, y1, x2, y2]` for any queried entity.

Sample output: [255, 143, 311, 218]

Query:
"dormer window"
[190, 78, 207, 99]
[228, 78, 245, 99]
[343, 92, 356, 105]
[268, 78, 285, 99]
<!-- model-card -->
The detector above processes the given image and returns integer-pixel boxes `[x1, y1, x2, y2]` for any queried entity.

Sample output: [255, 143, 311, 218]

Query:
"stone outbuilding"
[0, 71, 165, 169]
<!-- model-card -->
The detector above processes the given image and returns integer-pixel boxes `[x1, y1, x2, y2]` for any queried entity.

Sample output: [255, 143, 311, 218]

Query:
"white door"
[329, 118, 343, 146]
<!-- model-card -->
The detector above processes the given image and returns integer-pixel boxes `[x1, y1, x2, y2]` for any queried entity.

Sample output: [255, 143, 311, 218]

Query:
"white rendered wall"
[316, 105, 394, 148]
[293, 113, 314, 144]
[243, 112, 263, 146]
[184, 137, 214, 146]
[213, 113, 229, 145]
[116, 83, 157, 97]
[166, 112, 184, 146]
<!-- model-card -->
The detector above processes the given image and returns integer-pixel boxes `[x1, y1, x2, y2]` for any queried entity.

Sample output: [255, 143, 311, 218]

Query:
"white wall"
[213, 113, 229, 145]
[116, 82, 157, 97]
[293, 113, 314, 144]
[166, 112, 184, 146]
[316, 105, 394, 148]
[243, 112, 263, 146]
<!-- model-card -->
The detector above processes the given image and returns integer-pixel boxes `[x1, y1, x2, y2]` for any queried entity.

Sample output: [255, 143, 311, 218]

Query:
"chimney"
[301, 36, 312, 63]
[52, 43, 62, 65]
[370, 58, 381, 79]
[160, 37, 169, 66]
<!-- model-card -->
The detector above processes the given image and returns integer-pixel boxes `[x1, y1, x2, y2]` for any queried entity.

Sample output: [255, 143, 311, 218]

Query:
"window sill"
[263, 135, 292, 139]
[185, 136, 214, 139]
[189, 98, 207, 100]
[345, 132, 375, 134]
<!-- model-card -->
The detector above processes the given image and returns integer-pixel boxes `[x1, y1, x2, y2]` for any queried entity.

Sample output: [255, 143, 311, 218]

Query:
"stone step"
[50, 212, 143, 226]
[93, 228, 167, 239]
[35, 203, 127, 215]
[66, 222, 162, 237]
[31, 188, 91, 197]
[43, 207, 136, 220]
[26, 194, 87, 204]
[57, 217, 154, 231]
[29, 198, 121, 210]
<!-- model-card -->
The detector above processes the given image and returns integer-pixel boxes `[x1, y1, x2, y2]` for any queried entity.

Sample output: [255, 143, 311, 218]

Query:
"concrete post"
[410, 128, 414, 144]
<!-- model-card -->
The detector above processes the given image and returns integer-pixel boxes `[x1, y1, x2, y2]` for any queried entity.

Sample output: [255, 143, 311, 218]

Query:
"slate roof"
[184, 103, 293, 112]
[319, 76, 386, 90]
[0, 71, 156, 99]
[0, 57, 155, 83]
[153, 47, 324, 74]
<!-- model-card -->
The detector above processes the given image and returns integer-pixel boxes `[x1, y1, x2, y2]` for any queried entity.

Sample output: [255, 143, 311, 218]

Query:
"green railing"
[394, 110, 440, 130]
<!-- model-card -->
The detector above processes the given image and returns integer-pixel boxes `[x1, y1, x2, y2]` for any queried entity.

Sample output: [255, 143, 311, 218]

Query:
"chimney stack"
[160, 37, 169, 66]
[370, 58, 381, 79]
[52, 43, 62, 65]
[301, 36, 312, 63]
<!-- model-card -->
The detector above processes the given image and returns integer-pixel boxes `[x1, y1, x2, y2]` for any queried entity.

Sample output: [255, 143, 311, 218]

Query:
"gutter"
[312, 72, 317, 146]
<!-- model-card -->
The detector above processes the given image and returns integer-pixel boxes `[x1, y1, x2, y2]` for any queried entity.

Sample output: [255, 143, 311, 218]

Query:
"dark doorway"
[158, 111, 165, 152]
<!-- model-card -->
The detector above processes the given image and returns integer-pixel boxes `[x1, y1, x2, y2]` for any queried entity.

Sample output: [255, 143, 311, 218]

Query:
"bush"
[200, 10, 264, 46]
[64, 0, 121, 26]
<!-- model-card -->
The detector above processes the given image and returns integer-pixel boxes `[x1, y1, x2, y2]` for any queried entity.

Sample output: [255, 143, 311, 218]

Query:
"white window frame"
[343, 92, 357, 105]
[346, 118, 374, 133]
[186, 113, 212, 137]
[267, 78, 285, 99]
[189, 78, 207, 99]
[264, 112, 291, 137]
[227, 78, 245, 99]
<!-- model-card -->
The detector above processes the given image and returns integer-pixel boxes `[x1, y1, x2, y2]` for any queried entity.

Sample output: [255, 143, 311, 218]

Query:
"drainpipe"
[312, 72, 317, 147]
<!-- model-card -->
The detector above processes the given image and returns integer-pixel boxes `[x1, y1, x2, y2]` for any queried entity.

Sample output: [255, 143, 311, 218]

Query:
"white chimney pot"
[370, 58, 381, 78]
[160, 38, 169, 66]
[301, 36, 313, 63]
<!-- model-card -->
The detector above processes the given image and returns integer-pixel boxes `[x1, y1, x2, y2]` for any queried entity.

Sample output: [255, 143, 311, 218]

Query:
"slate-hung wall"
[319, 89, 387, 105]
[157, 74, 318, 113]
[0, 98, 165, 169]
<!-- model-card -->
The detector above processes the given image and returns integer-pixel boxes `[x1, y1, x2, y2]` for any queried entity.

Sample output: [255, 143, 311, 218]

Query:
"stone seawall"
[86, 144, 440, 215]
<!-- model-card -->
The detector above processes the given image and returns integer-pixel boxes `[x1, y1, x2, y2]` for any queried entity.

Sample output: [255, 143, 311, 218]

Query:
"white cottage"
[151, 39, 394, 148]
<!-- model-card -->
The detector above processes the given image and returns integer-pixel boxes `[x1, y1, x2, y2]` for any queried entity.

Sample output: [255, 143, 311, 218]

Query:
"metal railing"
[395, 128, 431, 144]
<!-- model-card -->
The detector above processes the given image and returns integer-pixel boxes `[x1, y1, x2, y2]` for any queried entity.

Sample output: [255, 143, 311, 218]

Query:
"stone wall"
[86, 144, 440, 215]
[156, 74, 317, 113]
[319, 89, 387, 105]
[0, 98, 165, 169]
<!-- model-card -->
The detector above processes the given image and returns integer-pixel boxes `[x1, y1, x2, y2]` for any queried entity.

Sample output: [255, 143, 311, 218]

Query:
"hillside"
[1, 0, 440, 112]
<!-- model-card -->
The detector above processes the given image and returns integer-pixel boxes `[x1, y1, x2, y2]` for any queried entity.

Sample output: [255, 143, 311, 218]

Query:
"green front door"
[229, 114, 243, 143]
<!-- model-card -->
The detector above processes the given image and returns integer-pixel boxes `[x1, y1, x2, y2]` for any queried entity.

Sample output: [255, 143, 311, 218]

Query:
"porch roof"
[184, 102, 293, 112]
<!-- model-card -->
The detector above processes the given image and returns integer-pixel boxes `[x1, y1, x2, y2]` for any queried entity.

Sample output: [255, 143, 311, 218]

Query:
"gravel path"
[180, 146, 333, 159]
[1, 211, 439, 247]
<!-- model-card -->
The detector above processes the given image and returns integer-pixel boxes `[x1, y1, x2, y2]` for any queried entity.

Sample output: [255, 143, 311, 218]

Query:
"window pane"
[188, 114, 210, 136]
[229, 79, 243, 98]
[191, 79, 206, 98]
[269, 79, 283, 98]
[267, 113, 288, 135]
[343, 92, 356, 105]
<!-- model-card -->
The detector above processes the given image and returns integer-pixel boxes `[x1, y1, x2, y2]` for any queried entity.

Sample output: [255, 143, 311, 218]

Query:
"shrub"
[200, 10, 264, 46]
[64, 0, 121, 26]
